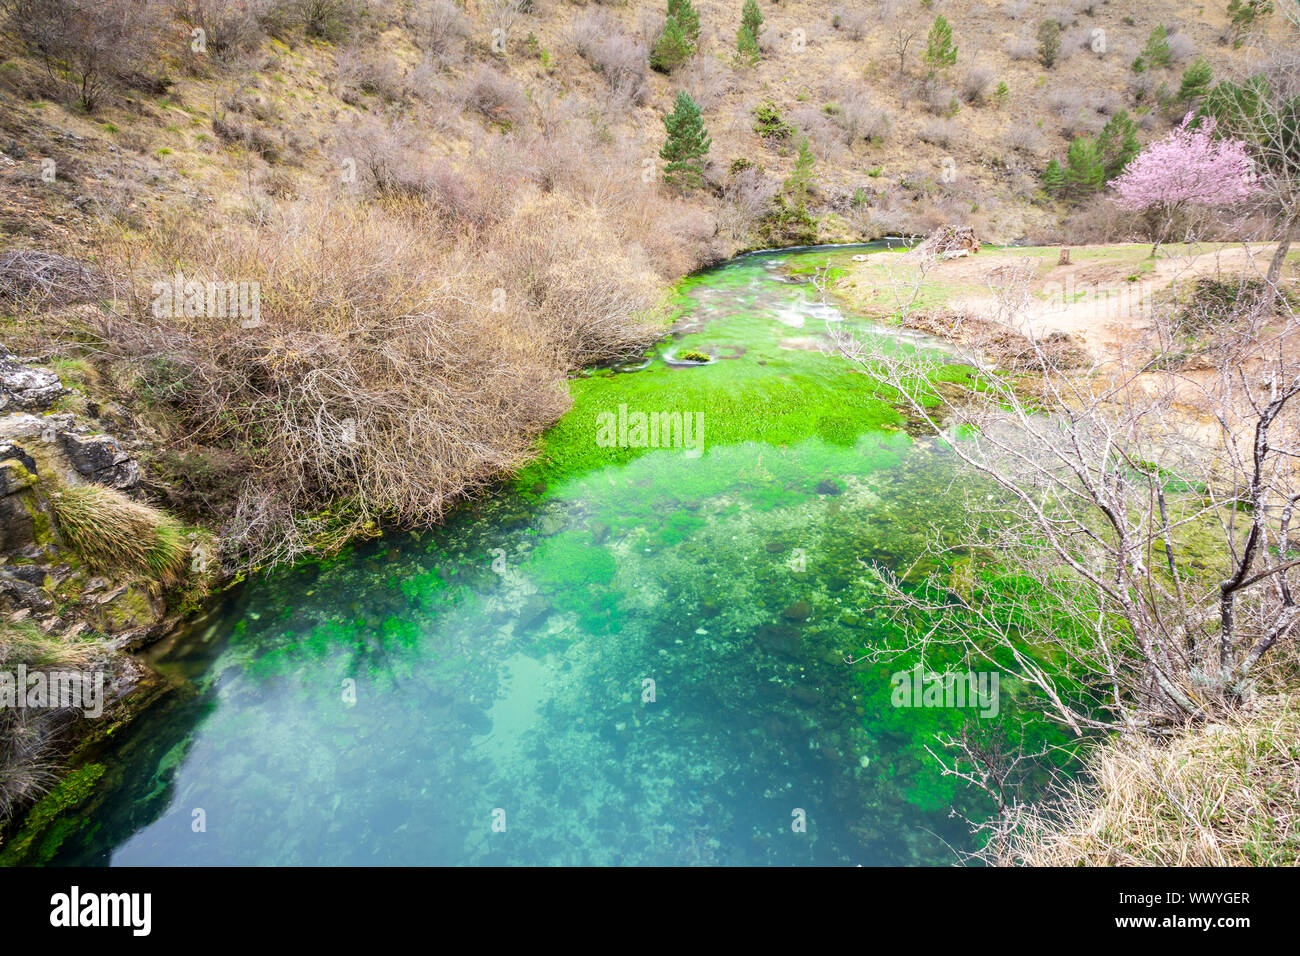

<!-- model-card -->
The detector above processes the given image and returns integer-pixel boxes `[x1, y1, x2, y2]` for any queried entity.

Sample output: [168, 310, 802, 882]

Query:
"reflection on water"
[31, 244, 1044, 866]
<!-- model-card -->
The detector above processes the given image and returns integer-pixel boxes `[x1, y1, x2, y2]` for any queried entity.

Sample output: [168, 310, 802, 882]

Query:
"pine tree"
[1042, 158, 1065, 195]
[785, 136, 816, 215]
[1064, 136, 1105, 198]
[668, 0, 700, 44]
[1178, 56, 1213, 103]
[660, 90, 711, 189]
[1095, 110, 1141, 181]
[1141, 25, 1172, 70]
[924, 15, 957, 72]
[652, 15, 694, 73]
[1037, 20, 1061, 69]
[737, 0, 763, 62]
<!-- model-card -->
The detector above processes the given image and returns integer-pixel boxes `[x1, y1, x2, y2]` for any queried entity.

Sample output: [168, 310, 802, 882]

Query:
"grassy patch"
[49, 484, 190, 582]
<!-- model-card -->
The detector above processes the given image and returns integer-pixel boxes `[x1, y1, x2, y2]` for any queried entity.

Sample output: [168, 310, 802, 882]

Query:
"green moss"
[0, 764, 106, 866]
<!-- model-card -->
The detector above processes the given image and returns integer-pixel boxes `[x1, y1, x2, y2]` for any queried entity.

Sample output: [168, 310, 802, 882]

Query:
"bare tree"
[832, 254, 1300, 746]
[890, 26, 920, 76]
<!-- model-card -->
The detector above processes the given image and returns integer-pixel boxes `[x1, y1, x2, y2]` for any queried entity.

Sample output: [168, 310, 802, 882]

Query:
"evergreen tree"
[1037, 20, 1061, 69]
[660, 90, 711, 189]
[924, 15, 957, 72]
[1178, 56, 1213, 103]
[737, 0, 763, 62]
[1042, 158, 1065, 195]
[785, 136, 816, 215]
[652, 15, 694, 73]
[668, 0, 700, 44]
[1095, 110, 1141, 181]
[1141, 25, 1172, 70]
[1226, 0, 1273, 45]
[1064, 136, 1105, 198]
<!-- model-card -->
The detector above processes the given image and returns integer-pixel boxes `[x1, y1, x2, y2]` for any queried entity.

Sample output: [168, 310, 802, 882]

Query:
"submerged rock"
[816, 478, 844, 496]
[782, 601, 812, 622]
[756, 623, 800, 657]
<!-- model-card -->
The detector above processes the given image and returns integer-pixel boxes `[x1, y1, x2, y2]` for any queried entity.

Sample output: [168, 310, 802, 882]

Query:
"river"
[23, 242, 1056, 866]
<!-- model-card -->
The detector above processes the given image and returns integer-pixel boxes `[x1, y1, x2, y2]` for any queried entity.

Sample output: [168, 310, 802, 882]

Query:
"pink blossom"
[1110, 113, 1256, 211]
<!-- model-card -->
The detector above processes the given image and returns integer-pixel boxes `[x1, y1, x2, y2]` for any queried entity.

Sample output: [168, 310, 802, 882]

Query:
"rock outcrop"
[0, 355, 181, 647]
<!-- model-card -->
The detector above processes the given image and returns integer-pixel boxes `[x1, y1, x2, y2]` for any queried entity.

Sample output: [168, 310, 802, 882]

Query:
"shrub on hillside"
[573, 10, 650, 105]
[960, 66, 992, 105]
[266, 0, 360, 42]
[833, 7, 869, 41]
[834, 91, 891, 143]
[919, 118, 958, 147]
[1003, 35, 1037, 62]
[185, 0, 271, 61]
[458, 65, 528, 128]
[0, 0, 171, 110]
[681, 54, 732, 111]
[404, 0, 469, 63]
[1007, 123, 1045, 154]
[55, 192, 669, 566]
[334, 44, 408, 104]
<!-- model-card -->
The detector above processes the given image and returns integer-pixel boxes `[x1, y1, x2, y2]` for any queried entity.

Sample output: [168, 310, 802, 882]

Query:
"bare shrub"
[872, 0, 902, 21]
[1059, 193, 1142, 242]
[0, 0, 171, 110]
[337, 115, 433, 197]
[836, 91, 891, 143]
[720, 165, 776, 240]
[0, 249, 106, 309]
[1003, 35, 1037, 61]
[681, 54, 732, 111]
[1006, 122, 1045, 154]
[458, 65, 528, 127]
[919, 77, 959, 116]
[267, 0, 360, 42]
[483, 0, 528, 42]
[572, 10, 649, 105]
[1088, 87, 1123, 116]
[1167, 30, 1195, 63]
[960, 66, 993, 105]
[61, 192, 667, 566]
[186, 0, 271, 61]
[1048, 88, 1098, 136]
[833, 7, 869, 41]
[790, 104, 844, 157]
[334, 44, 407, 104]
[404, 0, 469, 63]
[1058, 25, 1093, 60]
[919, 118, 958, 147]
[1043, 4, 1078, 27]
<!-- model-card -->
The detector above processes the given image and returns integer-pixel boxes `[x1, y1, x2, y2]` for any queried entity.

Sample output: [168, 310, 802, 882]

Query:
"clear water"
[32, 244, 1049, 866]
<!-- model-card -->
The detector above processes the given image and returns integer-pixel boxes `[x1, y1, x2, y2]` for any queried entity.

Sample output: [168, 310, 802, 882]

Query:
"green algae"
[0, 764, 106, 866]
[12, 242, 1072, 867]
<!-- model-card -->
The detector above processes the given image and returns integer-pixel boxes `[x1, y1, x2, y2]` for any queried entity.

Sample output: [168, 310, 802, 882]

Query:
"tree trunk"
[1263, 233, 1293, 311]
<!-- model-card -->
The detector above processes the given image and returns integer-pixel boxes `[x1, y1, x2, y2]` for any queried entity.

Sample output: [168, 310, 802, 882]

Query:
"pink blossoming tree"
[1110, 113, 1257, 255]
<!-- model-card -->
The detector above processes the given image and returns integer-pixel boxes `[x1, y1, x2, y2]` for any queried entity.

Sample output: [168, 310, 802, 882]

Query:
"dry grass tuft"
[988, 699, 1300, 866]
[49, 484, 190, 582]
